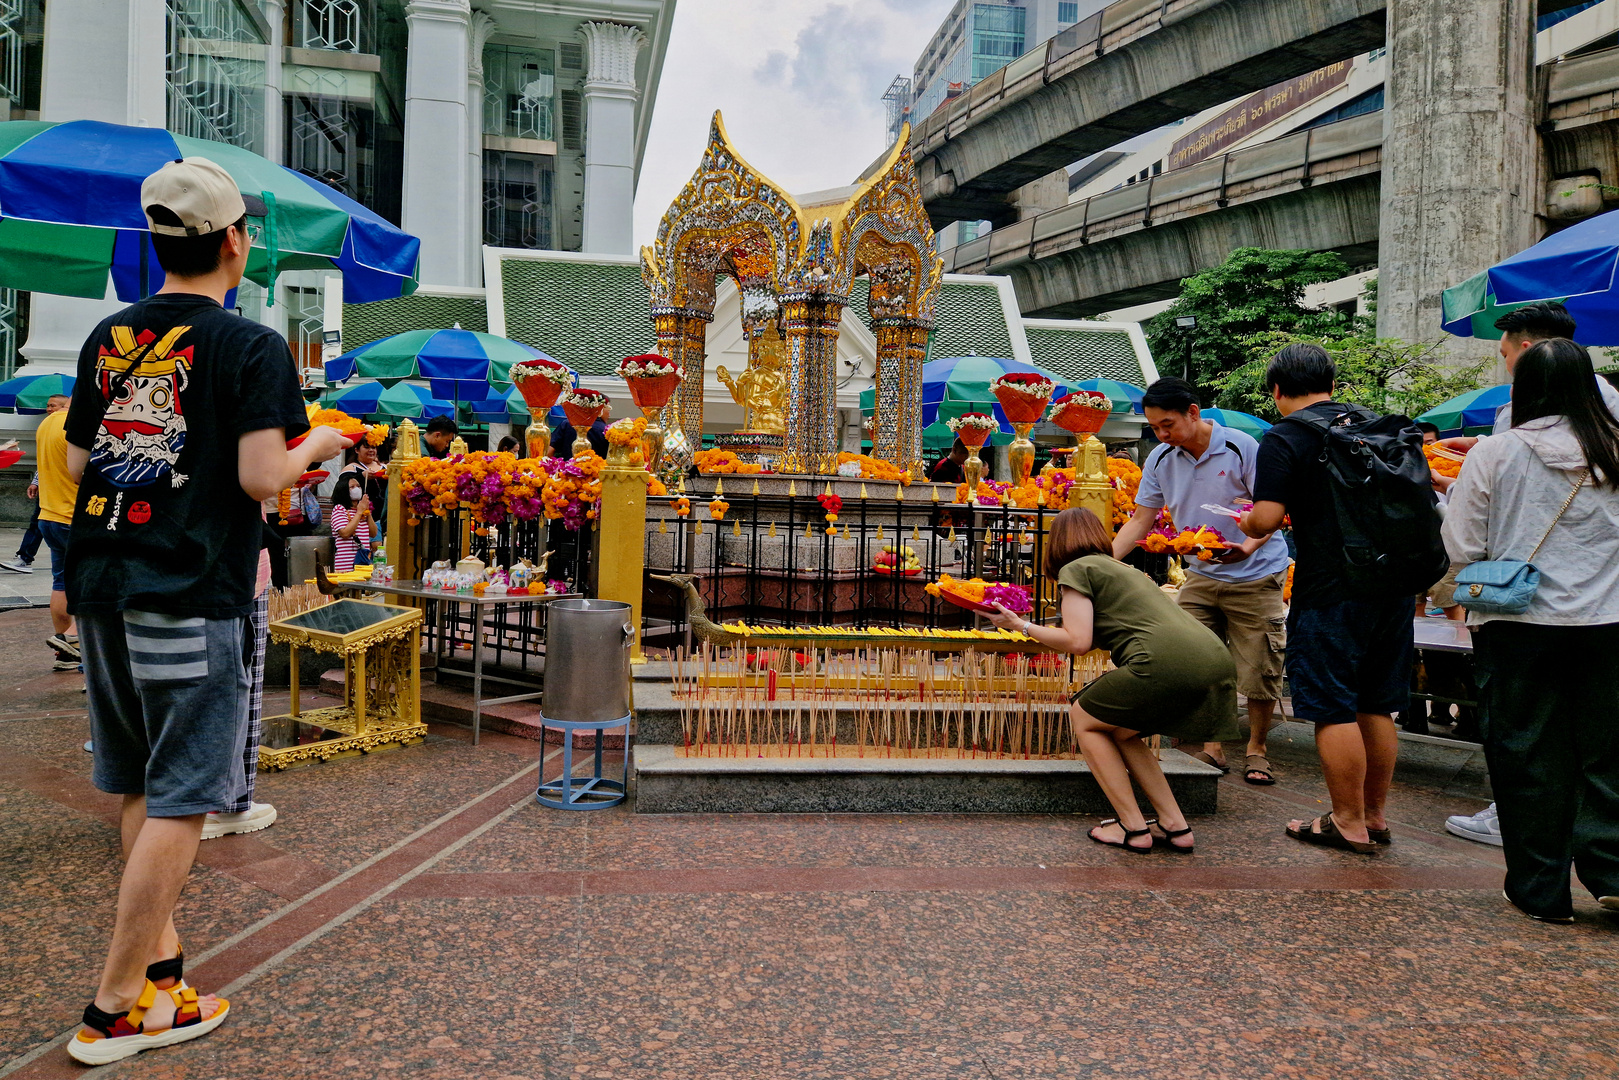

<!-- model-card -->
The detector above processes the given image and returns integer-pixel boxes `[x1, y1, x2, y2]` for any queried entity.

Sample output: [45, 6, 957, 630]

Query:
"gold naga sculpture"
[716, 325, 788, 435]
[641, 112, 942, 476]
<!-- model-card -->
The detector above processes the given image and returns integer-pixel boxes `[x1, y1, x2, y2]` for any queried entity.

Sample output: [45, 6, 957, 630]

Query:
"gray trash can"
[536, 599, 633, 809]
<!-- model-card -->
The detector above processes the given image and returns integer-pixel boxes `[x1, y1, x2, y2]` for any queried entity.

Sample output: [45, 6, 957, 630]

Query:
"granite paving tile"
[964, 1018, 1619, 1080]
[239, 730, 542, 873]
[1157, 887, 1619, 951]
[85, 897, 582, 1080]
[0, 787, 284, 1062]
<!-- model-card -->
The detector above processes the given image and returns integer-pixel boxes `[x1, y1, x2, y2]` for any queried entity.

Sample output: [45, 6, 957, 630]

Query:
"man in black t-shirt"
[1239, 343, 1406, 856]
[61, 159, 351, 1066]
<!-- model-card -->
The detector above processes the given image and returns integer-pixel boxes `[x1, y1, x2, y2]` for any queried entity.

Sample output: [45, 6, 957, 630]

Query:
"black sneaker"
[46, 633, 79, 659]
[53, 655, 79, 671]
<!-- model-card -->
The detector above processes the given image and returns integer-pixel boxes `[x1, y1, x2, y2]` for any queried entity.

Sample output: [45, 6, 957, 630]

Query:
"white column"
[466, 12, 496, 280]
[263, 0, 286, 165]
[19, 0, 167, 372]
[578, 21, 646, 256]
[402, 0, 474, 286]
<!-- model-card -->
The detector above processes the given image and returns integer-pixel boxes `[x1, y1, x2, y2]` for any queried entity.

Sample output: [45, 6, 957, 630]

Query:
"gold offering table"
[259, 599, 426, 770]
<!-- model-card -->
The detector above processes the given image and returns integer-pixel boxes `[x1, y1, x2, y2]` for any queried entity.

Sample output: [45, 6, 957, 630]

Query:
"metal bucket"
[287, 535, 331, 584]
[541, 599, 633, 724]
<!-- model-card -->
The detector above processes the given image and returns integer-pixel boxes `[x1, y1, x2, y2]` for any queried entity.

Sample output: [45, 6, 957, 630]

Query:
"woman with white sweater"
[1442, 337, 1619, 924]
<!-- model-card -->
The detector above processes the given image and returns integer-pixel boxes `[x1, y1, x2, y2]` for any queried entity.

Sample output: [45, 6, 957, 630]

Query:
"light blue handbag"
[1454, 469, 1586, 615]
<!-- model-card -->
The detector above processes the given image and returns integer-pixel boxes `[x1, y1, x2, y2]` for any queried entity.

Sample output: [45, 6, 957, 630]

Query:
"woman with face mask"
[336, 439, 388, 528]
[328, 477, 374, 572]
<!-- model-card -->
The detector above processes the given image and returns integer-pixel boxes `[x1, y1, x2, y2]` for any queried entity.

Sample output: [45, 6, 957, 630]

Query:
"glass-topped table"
[333, 581, 580, 744]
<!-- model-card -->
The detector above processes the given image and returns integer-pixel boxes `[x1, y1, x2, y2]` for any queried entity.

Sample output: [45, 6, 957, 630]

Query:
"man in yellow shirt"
[35, 394, 79, 669]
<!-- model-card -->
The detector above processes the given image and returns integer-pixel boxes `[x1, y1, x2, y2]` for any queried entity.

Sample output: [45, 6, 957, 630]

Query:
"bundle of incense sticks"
[267, 583, 331, 624]
[672, 644, 1109, 759]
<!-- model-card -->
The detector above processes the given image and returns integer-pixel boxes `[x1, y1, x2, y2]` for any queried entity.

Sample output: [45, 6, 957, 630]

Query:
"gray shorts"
[79, 609, 252, 817]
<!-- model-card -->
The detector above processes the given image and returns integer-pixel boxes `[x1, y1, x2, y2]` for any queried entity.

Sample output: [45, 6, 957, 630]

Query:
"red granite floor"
[1, 606, 1615, 1079]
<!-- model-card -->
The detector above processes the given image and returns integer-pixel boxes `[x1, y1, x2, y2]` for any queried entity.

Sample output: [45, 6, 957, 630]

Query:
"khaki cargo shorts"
[1430, 562, 1463, 610]
[1176, 569, 1287, 701]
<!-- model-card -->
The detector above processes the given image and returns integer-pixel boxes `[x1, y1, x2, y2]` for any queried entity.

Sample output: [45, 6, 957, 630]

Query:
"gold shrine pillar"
[1069, 434, 1114, 539]
[384, 418, 423, 583]
[872, 320, 929, 478]
[781, 296, 844, 474]
[652, 310, 711, 470]
[595, 441, 649, 662]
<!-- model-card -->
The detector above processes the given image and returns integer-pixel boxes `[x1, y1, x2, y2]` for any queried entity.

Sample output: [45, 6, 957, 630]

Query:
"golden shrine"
[641, 112, 943, 477]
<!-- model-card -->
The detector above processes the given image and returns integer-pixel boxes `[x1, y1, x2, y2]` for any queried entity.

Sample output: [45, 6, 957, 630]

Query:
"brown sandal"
[1285, 813, 1378, 854]
[1243, 754, 1275, 785]
[1188, 750, 1229, 774]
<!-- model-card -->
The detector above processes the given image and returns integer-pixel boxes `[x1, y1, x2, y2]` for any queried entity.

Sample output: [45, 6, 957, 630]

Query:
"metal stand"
[535, 712, 632, 810]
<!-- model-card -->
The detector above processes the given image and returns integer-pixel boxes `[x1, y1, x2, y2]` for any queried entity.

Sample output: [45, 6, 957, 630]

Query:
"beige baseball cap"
[140, 157, 266, 237]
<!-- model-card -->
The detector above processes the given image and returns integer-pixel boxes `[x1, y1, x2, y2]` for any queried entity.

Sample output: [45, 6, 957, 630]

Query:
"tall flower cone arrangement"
[990, 373, 1054, 486]
[509, 356, 574, 459]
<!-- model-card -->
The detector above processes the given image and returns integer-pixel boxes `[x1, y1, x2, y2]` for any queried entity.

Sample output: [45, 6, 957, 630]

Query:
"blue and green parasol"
[1415, 385, 1510, 436]
[0, 372, 75, 414]
[325, 329, 555, 402]
[0, 119, 419, 303]
[1200, 408, 1273, 439]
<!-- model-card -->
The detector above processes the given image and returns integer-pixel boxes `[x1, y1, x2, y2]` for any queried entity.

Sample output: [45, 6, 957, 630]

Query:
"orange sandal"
[68, 978, 230, 1066]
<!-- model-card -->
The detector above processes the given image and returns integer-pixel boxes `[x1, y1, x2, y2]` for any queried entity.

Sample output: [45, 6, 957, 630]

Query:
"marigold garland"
[693, 448, 762, 474]
[834, 451, 911, 485]
[673, 496, 691, 517]
[365, 423, 390, 448]
[709, 498, 729, 520]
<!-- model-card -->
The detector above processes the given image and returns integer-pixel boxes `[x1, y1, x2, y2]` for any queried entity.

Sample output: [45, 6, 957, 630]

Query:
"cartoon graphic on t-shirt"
[92, 325, 192, 490]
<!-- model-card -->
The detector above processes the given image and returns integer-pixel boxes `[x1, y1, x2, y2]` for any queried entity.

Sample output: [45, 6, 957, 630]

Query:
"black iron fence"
[642, 491, 1163, 642]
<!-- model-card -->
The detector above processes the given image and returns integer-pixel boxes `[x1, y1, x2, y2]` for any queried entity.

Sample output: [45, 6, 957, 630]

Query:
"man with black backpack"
[1239, 344, 1447, 853]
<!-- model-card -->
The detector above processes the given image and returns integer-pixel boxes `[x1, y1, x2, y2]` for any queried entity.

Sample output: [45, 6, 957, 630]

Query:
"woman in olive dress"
[986, 508, 1240, 853]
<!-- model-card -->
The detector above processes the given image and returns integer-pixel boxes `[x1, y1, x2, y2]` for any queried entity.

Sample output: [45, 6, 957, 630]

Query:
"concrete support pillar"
[1012, 168, 1070, 222]
[19, 0, 167, 373]
[1377, 0, 1540, 361]
[578, 21, 646, 256]
[466, 12, 497, 280]
[402, 0, 474, 286]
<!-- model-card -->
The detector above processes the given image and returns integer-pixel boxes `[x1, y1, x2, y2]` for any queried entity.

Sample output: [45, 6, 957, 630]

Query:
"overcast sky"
[632, 0, 956, 248]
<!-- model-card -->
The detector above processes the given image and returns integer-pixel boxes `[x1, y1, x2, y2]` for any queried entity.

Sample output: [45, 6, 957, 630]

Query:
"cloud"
[633, 0, 954, 248]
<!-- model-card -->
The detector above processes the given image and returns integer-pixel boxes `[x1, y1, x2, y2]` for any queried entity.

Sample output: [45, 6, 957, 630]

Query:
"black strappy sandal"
[1150, 821, 1195, 854]
[1088, 817, 1154, 854]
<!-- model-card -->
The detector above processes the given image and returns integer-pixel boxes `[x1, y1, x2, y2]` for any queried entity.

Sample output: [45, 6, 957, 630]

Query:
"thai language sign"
[1168, 61, 1352, 171]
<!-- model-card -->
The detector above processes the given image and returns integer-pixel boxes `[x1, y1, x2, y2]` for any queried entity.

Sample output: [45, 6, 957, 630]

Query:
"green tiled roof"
[500, 258, 657, 375]
[342, 294, 488, 351]
[928, 282, 1015, 361]
[1025, 325, 1148, 383]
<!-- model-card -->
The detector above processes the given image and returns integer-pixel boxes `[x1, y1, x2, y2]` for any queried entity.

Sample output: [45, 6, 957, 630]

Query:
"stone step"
[633, 744, 1221, 814]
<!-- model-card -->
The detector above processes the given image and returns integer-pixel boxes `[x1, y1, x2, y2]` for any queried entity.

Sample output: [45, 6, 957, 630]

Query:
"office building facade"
[7, 0, 671, 379]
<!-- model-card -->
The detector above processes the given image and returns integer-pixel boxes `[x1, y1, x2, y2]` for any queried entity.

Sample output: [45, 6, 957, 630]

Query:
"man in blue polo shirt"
[1112, 377, 1290, 784]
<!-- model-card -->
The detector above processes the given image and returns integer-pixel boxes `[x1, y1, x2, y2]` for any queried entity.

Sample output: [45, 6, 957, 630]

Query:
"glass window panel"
[483, 44, 555, 141]
[482, 150, 554, 250]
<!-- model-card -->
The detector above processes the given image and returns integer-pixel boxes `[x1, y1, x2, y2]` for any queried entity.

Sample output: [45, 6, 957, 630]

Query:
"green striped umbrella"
[0, 119, 419, 303]
[1073, 378, 1145, 414]
[0, 372, 75, 414]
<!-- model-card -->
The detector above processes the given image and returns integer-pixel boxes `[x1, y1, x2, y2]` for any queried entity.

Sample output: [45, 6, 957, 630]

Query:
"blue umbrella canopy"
[0, 372, 74, 413]
[0, 119, 419, 303]
[1441, 206, 1619, 344]
[325, 329, 555, 402]
[858, 356, 1083, 434]
[1200, 408, 1272, 439]
[1416, 384, 1510, 435]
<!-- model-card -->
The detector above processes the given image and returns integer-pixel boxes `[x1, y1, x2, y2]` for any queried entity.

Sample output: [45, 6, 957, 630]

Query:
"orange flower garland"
[834, 451, 911, 484]
[1423, 442, 1464, 478]
[673, 496, 691, 517]
[693, 448, 762, 474]
[709, 498, 729, 520]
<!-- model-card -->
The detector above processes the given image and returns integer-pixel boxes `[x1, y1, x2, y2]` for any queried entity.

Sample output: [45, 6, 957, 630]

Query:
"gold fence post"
[385, 418, 422, 584]
[597, 443, 649, 663]
[1069, 434, 1114, 540]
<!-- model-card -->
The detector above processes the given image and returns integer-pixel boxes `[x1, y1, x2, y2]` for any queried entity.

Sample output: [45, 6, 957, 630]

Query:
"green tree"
[1144, 247, 1356, 396]
[1211, 331, 1489, 421]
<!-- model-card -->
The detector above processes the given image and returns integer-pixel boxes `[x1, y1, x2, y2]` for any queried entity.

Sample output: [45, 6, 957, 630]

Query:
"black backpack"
[1286, 403, 1448, 598]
